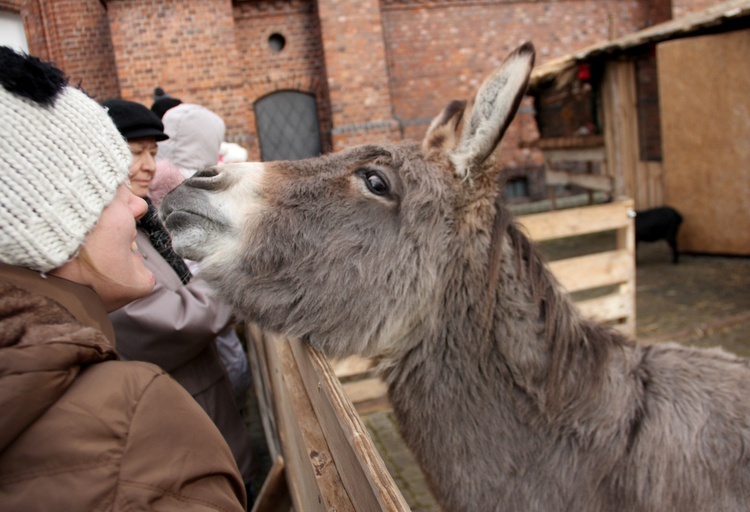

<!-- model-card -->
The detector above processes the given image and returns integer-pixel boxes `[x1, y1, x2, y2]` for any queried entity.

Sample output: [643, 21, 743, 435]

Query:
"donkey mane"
[490, 197, 633, 413]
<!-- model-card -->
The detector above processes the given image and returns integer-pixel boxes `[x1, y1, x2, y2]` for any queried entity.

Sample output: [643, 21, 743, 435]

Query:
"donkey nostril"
[194, 167, 219, 178]
[186, 166, 225, 190]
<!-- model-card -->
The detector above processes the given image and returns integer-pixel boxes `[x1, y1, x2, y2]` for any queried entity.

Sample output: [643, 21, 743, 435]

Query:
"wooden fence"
[248, 198, 635, 511]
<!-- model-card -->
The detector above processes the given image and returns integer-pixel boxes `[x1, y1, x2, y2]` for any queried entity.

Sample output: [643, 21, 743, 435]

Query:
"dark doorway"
[255, 91, 322, 161]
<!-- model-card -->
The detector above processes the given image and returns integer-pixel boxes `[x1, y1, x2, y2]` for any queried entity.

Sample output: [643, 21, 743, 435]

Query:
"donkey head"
[161, 43, 535, 359]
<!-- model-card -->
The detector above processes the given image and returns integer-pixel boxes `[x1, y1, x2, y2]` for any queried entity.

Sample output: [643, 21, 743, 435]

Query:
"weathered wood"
[341, 377, 391, 415]
[543, 146, 606, 164]
[250, 456, 292, 512]
[289, 341, 411, 512]
[331, 355, 375, 379]
[246, 324, 281, 460]
[264, 333, 354, 511]
[517, 199, 633, 241]
[252, 330, 411, 511]
[545, 169, 613, 192]
[549, 249, 633, 293]
[602, 60, 639, 203]
[577, 293, 633, 326]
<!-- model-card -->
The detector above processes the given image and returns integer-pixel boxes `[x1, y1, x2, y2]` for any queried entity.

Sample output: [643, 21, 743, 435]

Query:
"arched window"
[255, 91, 322, 161]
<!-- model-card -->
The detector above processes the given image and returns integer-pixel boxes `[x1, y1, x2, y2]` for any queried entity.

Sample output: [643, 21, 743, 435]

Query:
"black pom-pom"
[0, 46, 68, 107]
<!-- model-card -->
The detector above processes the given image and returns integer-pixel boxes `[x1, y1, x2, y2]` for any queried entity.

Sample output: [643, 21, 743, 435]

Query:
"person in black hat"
[101, 99, 168, 198]
[150, 86, 182, 119]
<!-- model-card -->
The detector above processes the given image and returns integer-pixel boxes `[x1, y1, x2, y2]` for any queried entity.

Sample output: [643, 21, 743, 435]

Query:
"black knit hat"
[151, 96, 182, 119]
[101, 98, 169, 141]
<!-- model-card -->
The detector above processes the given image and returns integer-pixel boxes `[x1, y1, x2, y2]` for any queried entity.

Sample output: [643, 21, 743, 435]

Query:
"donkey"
[161, 43, 750, 511]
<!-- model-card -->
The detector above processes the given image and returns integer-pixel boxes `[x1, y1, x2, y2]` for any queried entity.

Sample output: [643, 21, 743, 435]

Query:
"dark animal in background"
[635, 206, 683, 263]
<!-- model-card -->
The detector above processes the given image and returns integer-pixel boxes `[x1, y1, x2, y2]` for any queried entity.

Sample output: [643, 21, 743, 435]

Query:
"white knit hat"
[0, 48, 132, 272]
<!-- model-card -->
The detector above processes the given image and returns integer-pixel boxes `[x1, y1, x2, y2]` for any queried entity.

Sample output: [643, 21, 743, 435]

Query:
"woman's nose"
[144, 153, 157, 173]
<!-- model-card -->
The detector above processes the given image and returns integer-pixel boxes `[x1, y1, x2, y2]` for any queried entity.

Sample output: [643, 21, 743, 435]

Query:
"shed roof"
[530, 0, 750, 88]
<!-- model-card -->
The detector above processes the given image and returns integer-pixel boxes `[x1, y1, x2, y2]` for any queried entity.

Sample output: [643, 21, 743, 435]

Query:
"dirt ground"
[633, 242, 750, 355]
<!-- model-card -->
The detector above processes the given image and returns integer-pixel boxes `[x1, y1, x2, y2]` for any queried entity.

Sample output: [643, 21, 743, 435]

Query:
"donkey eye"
[362, 169, 390, 196]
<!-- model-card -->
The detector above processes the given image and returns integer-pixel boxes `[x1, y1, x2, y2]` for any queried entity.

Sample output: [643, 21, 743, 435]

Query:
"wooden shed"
[527, 0, 750, 255]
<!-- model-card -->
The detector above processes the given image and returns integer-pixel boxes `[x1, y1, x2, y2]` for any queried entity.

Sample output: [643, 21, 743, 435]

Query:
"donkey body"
[161, 43, 750, 511]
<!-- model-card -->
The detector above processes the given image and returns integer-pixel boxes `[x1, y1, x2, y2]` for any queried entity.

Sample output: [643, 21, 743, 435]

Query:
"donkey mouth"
[162, 208, 230, 262]
[163, 209, 219, 231]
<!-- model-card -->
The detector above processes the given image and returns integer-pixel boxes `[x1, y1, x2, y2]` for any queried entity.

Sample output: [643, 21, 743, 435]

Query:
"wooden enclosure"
[528, 1, 750, 254]
[601, 59, 666, 210]
[248, 199, 635, 510]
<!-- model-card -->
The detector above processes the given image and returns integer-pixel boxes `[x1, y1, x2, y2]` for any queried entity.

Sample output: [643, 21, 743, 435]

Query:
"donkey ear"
[448, 42, 535, 180]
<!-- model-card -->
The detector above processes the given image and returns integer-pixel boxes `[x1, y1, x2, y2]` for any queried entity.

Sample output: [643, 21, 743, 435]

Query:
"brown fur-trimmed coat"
[0, 265, 245, 510]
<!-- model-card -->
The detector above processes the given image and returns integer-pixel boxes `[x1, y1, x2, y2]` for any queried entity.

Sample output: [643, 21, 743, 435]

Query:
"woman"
[101, 99, 256, 499]
[0, 48, 245, 510]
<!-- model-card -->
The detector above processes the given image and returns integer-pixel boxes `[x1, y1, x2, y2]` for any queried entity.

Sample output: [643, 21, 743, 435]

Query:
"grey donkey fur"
[161, 43, 750, 511]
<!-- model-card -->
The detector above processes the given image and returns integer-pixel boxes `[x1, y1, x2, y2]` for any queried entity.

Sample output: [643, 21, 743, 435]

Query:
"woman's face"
[51, 184, 155, 311]
[127, 137, 158, 198]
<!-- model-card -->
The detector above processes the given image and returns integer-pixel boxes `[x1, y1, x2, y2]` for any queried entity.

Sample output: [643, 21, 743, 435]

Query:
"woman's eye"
[364, 171, 389, 196]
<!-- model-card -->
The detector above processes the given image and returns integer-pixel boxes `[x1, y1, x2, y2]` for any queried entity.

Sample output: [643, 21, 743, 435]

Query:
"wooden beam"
[265, 334, 354, 511]
[290, 341, 411, 512]
[518, 199, 634, 241]
[543, 146, 606, 163]
[549, 249, 633, 293]
[545, 169, 613, 192]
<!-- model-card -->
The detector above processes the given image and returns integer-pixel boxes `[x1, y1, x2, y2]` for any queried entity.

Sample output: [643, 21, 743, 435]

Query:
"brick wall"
[105, 0, 252, 150]
[9, 0, 728, 164]
[380, 0, 668, 169]
[317, 0, 401, 148]
[4, 0, 119, 100]
[234, 0, 332, 158]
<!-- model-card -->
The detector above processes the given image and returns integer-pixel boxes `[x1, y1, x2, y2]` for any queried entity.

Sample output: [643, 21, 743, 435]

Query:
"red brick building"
[1, 0, 720, 176]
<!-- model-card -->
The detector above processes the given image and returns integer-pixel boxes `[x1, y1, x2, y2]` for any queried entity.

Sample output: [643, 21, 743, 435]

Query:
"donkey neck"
[384, 204, 631, 424]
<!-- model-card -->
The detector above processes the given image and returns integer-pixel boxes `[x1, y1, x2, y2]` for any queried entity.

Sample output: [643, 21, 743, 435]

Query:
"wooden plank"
[543, 146, 606, 163]
[577, 292, 633, 324]
[545, 169, 613, 192]
[289, 340, 411, 512]
[602, 60, 638, 200]
[245, 324, 281, 460]
[265, 334, 353, 512]
[536, 134, 605, 150]
[342, 378, 391, 414]
[518, 199, 634, 241]
[549, 249, 633, 293]
[331, 355, 375, 379]
[616, 210, 636, 338]
[250, 456, 291, 512]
